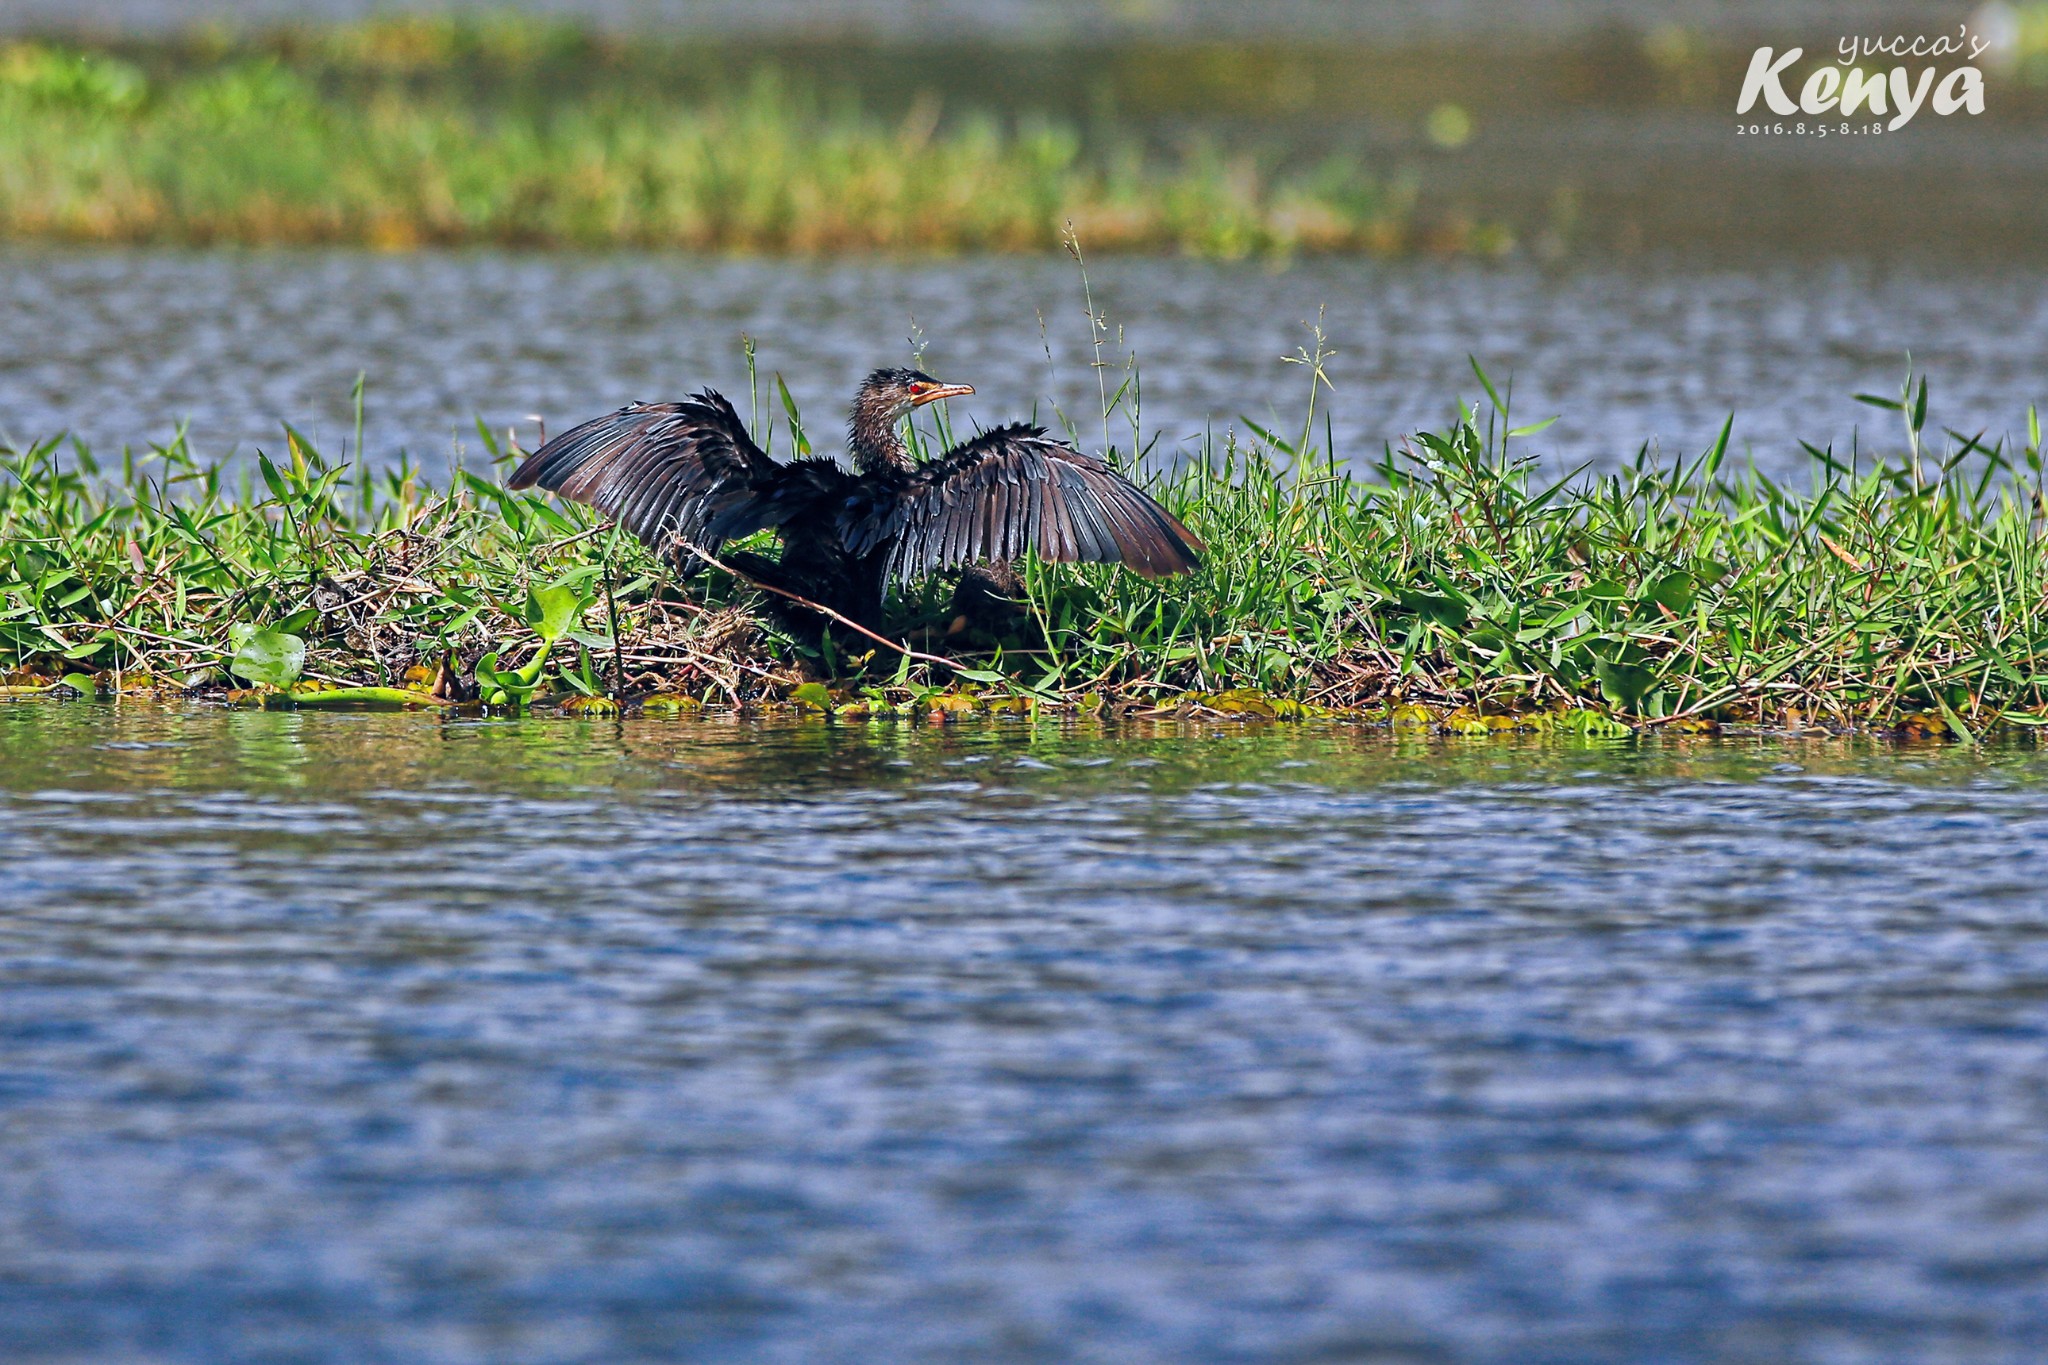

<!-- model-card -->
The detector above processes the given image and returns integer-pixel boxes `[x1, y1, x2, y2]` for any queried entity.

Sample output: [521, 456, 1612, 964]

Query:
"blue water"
[2, 704, 2045, 1362]
[7, 249, 2045, 484]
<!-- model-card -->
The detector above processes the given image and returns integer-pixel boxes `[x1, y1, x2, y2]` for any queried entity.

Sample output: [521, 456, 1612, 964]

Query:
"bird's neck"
[848, 407, 912, 474]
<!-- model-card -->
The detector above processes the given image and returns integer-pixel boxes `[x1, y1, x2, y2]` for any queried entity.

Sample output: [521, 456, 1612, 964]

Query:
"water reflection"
[4, 698, 2039, 796]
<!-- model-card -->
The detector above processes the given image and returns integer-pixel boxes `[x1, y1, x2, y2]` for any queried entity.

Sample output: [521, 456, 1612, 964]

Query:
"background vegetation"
[9, 10, 2048, 255]
[0, 15, 1444, 254]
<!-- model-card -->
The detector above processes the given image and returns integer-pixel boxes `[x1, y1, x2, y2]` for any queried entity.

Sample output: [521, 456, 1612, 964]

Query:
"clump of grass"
[1039, 365, 2048, 738]
[0, 28, 1448, 255]
[3, 353, 2044, 736]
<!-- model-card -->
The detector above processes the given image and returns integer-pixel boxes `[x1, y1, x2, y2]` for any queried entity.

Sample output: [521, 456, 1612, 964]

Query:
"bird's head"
[854, 367, 974, 426]
[848, 367, 974, 471]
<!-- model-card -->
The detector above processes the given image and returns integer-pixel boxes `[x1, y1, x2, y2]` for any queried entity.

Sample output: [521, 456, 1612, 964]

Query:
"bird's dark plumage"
[506, 369, 1201, 633]
[841, 422, 1201, 583]
[504, 391, 782, 558]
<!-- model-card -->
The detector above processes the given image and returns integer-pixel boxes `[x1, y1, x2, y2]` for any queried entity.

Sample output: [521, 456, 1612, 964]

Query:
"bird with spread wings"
[506, 366, 1201, 634]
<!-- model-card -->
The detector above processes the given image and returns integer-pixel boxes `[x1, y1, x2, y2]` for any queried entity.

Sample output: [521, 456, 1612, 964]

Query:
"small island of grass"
[4, 357, 2042, 739]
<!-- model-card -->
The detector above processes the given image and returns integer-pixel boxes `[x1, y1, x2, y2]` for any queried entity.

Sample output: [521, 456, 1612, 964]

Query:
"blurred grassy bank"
[0, 16, 1466, 255]
[9, 11, 2048, 253]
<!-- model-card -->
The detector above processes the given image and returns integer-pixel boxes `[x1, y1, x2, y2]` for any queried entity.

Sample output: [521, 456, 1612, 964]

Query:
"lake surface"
[6, 248, 2046, 482]
[3, 702, 2046, 1363]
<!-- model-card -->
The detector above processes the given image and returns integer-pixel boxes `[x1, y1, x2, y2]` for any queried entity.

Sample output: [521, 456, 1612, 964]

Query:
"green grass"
[4, 347, 2045, 737]
[0, 21, 1456, 256]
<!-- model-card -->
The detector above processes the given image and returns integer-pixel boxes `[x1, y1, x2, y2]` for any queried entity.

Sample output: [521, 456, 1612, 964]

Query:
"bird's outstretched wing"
[843, 423, 1202, 583]
[506, 392, 783, 558]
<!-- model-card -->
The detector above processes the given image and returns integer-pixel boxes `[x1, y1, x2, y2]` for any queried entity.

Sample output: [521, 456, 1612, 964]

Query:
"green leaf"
[790, 681, 833, 711]
[1594, 657, 1655, 712]
[229, 628, 305, 688]
[1506, 415, 1559, 438]
[1468, 355, 1504, 414]
[256, 451, 289, 503]
[776, 374, 811, 458]
[1397, 592, 1469, 627]
[1561, 707, 1633, 738]
[949, 668, 1009, 684]
[1695, 413, 1734, 485]
[1640, 572, 1697, 615]
[1935, 695, 1976, 745]
[284, 686, 451, 709]
[523, 582, 584, 643]
[59, 673, 98, 697]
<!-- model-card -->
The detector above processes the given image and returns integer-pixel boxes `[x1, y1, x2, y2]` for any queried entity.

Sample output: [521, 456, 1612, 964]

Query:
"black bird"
[506, 367, 1202, 633]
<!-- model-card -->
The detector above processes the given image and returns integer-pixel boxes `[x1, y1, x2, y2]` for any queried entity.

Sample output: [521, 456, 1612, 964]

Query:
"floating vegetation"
[3, 354, 2046, 738]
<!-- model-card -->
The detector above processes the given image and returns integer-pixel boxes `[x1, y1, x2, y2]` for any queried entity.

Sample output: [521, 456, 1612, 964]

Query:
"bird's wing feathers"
[703, 457, 860, 543]
[844, 422, 1202, 583]
[506, 391, 784, 557]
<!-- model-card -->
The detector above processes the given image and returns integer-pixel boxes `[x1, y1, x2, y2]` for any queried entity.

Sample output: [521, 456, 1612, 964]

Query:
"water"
[3, 702, 2047, 1362]
[6, 248, 2046, 481]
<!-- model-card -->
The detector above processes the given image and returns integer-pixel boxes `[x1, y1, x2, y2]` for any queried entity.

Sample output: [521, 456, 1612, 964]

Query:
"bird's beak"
[911, 383, 974, 407]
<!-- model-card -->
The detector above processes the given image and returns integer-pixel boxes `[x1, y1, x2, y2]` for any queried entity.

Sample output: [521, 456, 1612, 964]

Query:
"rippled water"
[7, 248, 2046, 483]
[4, 703, 2047, 1362]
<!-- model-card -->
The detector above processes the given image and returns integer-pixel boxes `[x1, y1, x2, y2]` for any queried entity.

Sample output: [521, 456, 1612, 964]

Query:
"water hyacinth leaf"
[59, 673, 98, 696]
[523, 582, 585, 643]
[1562, 709, 1633, 739]
[789, 682, 833, 711]
[229, 628, 305, 688]
[1593, 657, 1655, 712]
[475, 652, 536, 700]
